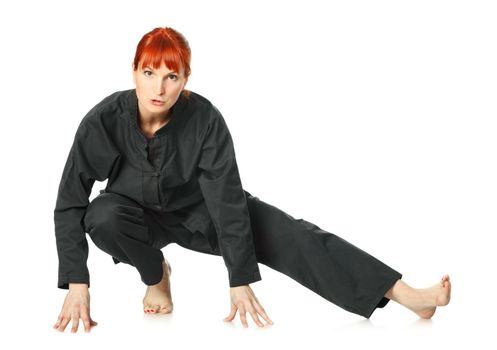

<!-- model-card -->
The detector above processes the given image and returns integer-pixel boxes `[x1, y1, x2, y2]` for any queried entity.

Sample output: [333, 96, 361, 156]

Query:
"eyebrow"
[144, 66, 178, 74]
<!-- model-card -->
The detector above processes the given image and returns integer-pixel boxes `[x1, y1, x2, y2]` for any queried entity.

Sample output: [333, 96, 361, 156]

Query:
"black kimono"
[54, 88, 402, 318]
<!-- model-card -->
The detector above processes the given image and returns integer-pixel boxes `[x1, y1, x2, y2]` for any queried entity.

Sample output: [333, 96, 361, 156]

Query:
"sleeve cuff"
[58, 274, 90, 289]
[229, 270, 262, 288]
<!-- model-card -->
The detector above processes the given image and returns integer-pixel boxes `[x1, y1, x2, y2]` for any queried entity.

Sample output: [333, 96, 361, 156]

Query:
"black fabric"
[54, 88, 402, 318]
[54, 89, 260, 289]
[83, 189, 401, 319]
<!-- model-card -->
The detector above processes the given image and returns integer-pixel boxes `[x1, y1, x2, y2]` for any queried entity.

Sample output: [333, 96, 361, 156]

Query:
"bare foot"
[386, 274, 451, 319]
[412, 274, 451, 319]
[143, 258, 173, 314]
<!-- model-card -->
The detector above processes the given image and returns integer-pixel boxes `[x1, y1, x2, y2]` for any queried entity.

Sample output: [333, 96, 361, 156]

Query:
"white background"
[0, 0, 495, 348]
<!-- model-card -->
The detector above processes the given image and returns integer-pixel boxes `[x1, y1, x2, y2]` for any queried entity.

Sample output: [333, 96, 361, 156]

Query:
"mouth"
[150, 99, 165, 106]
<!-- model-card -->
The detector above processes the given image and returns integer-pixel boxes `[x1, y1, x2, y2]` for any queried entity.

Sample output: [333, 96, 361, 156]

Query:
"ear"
[131, 62, 136, 84]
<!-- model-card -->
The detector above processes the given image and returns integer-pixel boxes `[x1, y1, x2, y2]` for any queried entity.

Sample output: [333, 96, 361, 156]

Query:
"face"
[132, 61, 188, 121]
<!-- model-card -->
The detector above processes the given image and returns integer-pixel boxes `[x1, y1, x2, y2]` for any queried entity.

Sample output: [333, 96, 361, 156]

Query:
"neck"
[138, 105, 171, 127]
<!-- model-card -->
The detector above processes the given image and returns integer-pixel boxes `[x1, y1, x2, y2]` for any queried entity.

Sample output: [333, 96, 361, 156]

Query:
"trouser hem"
[363, 272, 403, 319]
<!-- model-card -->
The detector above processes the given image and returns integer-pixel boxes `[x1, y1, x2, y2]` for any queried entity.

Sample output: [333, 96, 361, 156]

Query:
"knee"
[83, 194, 128, 236]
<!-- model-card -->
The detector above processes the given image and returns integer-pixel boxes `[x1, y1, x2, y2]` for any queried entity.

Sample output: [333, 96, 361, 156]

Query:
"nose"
[154, 79, 165, 96]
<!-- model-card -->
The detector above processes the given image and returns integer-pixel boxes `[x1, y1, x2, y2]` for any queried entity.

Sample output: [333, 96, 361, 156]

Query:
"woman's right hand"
[53, 283, 98, 333]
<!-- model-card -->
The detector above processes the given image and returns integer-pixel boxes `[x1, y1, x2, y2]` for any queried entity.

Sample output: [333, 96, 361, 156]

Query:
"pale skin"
[53, 60, 452, 332]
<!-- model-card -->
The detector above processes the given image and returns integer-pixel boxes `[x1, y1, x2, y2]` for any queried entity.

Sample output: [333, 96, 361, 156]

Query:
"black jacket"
[54, 88, 262, 289]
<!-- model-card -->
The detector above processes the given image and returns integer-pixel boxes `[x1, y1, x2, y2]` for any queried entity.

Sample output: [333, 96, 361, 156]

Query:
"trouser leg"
[244, 191, 402, 319]
[157, 190, 402, 319]
[88, 188, 402, 318]
[83, 192, 168, 286]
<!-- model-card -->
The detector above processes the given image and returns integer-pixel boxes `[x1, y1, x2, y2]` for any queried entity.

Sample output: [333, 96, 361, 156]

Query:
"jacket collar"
[125, 88, 187, 140]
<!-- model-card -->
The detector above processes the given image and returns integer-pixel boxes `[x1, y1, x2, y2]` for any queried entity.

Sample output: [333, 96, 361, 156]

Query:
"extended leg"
[244, 191, 403, 319]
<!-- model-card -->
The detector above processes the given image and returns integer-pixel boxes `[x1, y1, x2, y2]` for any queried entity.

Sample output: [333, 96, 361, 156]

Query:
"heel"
[163, 258, 172, 276]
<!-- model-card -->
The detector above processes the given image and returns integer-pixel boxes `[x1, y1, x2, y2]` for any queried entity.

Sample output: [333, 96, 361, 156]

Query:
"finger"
[223, 304, 237, 322]
[89, 319, 98, 332]
[53, 315, 63, 330]
[252, 300, 274, 325]
[80, 308, 92, 333]
[58, 315, 71, 332]
[238, 306, 248, 328]
[248, 307, 265, 328]
[246, 289, 274, 325]
[71, 315, 80, 333]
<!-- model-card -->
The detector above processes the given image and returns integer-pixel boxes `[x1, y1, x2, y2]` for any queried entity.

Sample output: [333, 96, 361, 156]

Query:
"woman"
[53, 26, 451, 333]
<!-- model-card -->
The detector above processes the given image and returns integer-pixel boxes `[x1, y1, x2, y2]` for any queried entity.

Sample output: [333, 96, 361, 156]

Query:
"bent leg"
[83, 192, 166, 286]
[244, 191, 402, 319]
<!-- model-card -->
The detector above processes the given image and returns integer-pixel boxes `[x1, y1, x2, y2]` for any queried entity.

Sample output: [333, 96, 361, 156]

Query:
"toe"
[445, 279, 452, 290]
[443, 277, 451, 288]
[159, 304, 173, 314]
[144, 303, 154, 313]
[440, 275, 449, 286]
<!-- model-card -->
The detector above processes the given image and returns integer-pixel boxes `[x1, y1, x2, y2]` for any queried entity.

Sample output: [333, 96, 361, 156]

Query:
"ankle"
[386, 280, 416, 306]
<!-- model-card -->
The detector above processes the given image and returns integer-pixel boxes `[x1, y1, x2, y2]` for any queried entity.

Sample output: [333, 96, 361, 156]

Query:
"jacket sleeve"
[197, 106, 262, 288]
[54, 117, 120, 289]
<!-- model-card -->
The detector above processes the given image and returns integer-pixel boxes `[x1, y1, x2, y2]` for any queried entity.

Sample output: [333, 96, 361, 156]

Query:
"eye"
[143, 70, 153, 77]
[169, 74, 178, 80]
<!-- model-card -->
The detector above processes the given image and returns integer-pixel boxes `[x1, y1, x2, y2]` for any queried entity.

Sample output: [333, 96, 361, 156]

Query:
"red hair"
[133, 27, 192, 98]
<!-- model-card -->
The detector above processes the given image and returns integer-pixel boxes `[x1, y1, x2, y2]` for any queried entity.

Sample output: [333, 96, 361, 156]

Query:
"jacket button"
[154, 205, 161, 210]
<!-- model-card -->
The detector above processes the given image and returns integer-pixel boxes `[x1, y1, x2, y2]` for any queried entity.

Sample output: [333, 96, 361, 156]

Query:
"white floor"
[5, 238, 493, 350]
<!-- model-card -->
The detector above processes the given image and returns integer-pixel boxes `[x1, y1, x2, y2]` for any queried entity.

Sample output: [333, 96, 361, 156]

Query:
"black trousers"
[83, 190, 402, 319]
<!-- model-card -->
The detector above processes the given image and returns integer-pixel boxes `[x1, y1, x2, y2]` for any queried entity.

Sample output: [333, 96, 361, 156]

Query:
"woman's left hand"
[223, 285, 274, 328]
